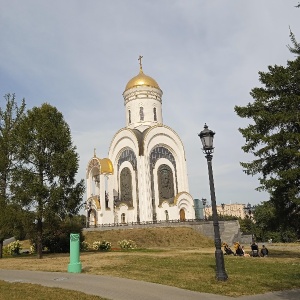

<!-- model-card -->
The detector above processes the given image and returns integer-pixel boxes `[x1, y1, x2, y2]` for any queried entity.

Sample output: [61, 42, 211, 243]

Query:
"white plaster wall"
[176, 194, 195, 219]
[124, 86, 163, 130]
[116, 203, 135, 223]
[137, 155, 152, 222]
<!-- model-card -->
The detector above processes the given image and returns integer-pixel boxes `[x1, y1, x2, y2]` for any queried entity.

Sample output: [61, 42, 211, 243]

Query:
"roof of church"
[124, 56, 160, 91]
[86, 156, 114, 177]
[125, 69, 160, 91]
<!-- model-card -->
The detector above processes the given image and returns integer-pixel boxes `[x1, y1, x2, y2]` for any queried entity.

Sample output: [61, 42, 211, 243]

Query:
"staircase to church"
[191, 220, 241, 245]
[218, 220, 241, 245]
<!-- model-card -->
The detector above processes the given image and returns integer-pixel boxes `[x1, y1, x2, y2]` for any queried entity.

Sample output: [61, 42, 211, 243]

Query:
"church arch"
[121, 213, 126, 224]
[88, 208, 97, 227]
[117, 148, 137, 170]
[158, 164, 175, 204]
[115, 148, 138, 214]
[120, 167, 133, 203]
[149, 146, 178, 220]
[179, 208, 186, 221]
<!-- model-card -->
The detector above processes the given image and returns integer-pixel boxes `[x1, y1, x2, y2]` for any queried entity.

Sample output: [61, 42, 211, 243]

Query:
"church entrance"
[179, 209, 185, 221]
[88, 209, 97, 227]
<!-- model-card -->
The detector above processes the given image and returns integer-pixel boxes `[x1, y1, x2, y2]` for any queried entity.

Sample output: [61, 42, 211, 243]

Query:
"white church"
[86, 57, 195, 226]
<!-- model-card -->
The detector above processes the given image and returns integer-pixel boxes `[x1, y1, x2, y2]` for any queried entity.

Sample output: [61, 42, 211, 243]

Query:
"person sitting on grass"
[241, 246, 250, 257]
[223, 243, 234, 255]
[260, 245, 269, 257]
[234, 242, 244, 256]
[250, 242, 259, 257]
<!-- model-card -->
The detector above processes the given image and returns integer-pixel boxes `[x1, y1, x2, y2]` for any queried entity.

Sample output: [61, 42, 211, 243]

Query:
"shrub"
[93, 240, 111, 251]
[41, 216, 85, 253]
[118, 239, 137, 250]
[5, 240, 22, 255]
[81, 241, 90, 251]
[30, 243, 36, 254]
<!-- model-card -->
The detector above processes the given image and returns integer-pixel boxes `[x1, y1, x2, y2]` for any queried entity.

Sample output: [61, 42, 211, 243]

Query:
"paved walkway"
[0, 269, 299, 300]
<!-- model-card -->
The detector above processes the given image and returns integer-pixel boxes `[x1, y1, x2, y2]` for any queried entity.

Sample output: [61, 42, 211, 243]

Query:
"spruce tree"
[234, 33, 300, 237]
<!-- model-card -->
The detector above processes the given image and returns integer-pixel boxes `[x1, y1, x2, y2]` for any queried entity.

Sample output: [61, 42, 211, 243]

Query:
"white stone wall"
[123, 86, 163, 131]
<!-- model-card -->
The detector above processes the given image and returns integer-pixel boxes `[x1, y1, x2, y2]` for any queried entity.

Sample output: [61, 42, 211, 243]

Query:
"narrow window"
[128, 110, 131, 123]
[139, 107, 144, 121]
[121, 213, 126, 224]
[165, 210, 169, 222]
[153, 107, 157, 121]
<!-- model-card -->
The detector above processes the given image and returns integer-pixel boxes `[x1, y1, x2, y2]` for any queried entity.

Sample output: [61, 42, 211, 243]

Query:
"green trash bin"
[68, 233, 82, 273]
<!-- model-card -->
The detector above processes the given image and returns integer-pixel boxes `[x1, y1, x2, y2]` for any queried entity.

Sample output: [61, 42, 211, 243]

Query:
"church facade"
[86, 58, 195, 226]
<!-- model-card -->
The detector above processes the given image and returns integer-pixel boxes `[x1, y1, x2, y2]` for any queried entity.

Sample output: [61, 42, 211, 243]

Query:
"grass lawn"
[0, 281, 108, 300]
[1, 227, 300, 298]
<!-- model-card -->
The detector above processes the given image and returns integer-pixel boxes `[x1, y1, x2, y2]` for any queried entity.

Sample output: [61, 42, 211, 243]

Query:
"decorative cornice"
[124, 89, 162, 105]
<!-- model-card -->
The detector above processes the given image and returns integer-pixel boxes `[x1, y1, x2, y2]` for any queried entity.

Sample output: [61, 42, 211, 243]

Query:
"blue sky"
[1, 0, 299, 209]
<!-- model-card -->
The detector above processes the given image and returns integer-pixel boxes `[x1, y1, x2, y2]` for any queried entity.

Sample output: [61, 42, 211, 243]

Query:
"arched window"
[121, 213, 126, 224]
[165, 210, 169, 222]
[158, 164, 174, 201]
[153, 107, 157, 121]
[139, 107, 144, 121]
[128, 110, 131, 123]
[120, 167, 132, 202]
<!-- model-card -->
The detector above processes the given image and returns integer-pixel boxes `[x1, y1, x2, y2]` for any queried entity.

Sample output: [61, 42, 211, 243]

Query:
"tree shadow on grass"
[270, 250, 300, 258]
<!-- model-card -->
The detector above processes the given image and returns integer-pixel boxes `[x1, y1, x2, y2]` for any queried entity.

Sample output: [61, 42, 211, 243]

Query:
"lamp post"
[198, 124, 228, 281]
[221, 203, 225, 219]
[244, 203, 254, 243]
[201, 198, 207, 220]
[85, 201, 91, 228]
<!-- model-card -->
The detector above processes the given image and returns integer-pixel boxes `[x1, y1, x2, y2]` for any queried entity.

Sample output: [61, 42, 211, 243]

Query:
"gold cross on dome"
[94, 148, 96, 157]
[138, 55, 143, 71]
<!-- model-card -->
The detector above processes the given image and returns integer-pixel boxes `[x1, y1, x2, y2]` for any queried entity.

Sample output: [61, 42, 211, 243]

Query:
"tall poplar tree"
[234, 32, 300, 237]
[0, 94, 26, 258]
[11, 103, 85, 258]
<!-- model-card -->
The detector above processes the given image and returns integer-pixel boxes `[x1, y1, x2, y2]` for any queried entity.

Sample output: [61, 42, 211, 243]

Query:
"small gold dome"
[125, 69, 160, 91]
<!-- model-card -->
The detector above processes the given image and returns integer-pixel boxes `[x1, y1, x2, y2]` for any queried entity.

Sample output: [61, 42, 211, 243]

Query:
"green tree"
[239, 217, 254, 235]
[234, 32, 300, 238]
[0, 94, 26, 258]
[11, 103, 85, 258]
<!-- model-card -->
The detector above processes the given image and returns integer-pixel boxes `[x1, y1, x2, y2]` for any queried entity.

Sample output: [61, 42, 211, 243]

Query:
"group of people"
[223, 241, 269, 257]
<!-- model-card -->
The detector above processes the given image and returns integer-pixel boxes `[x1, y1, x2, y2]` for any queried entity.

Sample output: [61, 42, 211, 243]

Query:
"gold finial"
[138, 55, 143, 72]
[94, 148, 96, 157]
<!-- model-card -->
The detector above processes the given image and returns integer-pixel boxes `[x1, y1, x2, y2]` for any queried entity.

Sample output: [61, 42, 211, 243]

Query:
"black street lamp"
[201, 198, 207, 220]
[198, 124, 228, 281]
[244, 203, 255, 243]
[221, 203, 225, 219]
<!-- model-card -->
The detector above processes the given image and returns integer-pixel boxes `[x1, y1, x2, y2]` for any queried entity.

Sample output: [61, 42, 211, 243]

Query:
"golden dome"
[125, 69, 160, 91]
[99, 158, 114, 174]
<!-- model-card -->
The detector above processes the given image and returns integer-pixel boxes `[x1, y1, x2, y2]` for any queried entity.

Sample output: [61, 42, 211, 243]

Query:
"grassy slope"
[83, 227, 214, 248]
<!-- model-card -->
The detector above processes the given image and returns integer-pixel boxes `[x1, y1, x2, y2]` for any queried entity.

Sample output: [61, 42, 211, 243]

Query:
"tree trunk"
[37, 218, 43, 259]
[0, 240, 3, 259]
